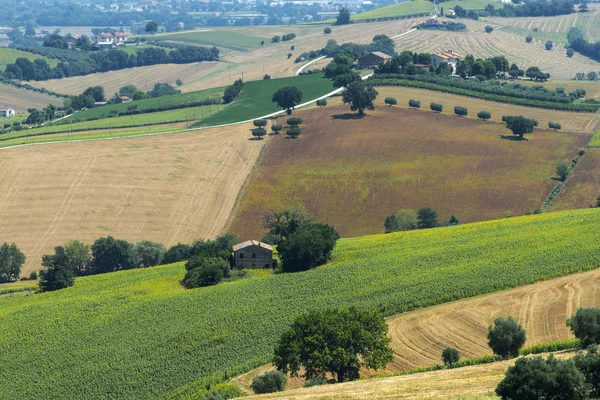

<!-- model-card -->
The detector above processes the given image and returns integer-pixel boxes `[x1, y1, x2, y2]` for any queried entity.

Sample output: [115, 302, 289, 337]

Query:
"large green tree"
[567, 308, 600, 348]
[145, 21, 159, 34]
[342, 81, 378, 116]
[335, 7, 351, 25]
[488, 316, 526, 359]
[134, 240, 166, 268]
[417, 207, 439, 229]
[272, 86, 303, 115]
[278, 222, 339, 273]
[64, 240, 91, 276]
[89, 236, 135, 275]
[0, 242, 26, 282]
[504, 115, 536, 139]
[274, 307, 393, 382]
[39, 246, 75, 292]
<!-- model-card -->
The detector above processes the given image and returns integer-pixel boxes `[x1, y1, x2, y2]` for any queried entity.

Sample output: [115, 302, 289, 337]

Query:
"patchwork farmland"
[230, 105, 590, 240]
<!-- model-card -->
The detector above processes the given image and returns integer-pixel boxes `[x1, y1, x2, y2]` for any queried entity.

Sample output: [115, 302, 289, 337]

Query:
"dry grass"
[0, 84, 63, 113]
[229, 105, 590, 240]
[552, 148, 600, 211]
[0, 122, 265, 273]
[376, 86, 600, 134]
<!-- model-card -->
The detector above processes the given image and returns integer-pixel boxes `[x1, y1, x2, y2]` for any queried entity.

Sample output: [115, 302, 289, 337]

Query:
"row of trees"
[384, 208, 458, 233]
[567, 27, 600, 63]
[4, 45, 219, 81]
[251, 117, 303, 140]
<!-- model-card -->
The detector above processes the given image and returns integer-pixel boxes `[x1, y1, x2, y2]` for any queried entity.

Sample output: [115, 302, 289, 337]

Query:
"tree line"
[567, 27, 600, 63]
[4, 44, 219, 81]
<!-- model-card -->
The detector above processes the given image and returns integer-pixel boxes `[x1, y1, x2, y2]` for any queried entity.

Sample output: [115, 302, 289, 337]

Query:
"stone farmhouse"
[357, 51, 392, 69]
[232, 240, 277, 269]
[0, 106, 16, 117]
[432, 50, 463, 75]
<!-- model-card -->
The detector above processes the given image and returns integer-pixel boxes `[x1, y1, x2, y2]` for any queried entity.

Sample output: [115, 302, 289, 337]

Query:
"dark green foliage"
[271, 124, 283, 134]
[333, 72, 362, 88]
[148, 83, 180, 98]
[549, 121, 562, 130]
[0, 242, 26, 282]
[477, 110, 491, 120]
[145, 21, 158, 34]
[250, 371, 287, 394]
[271, 35, 281, 43]
[485, 25, 494, 33]
[430, 102, 443, 112]
[223, 79, 244, 104]
[316, 99, 328, 107]
[304, 378, 327, 387]
[272, 86, 303, 114]
[442, 347, 460, 366]
[39, 246, 75, 292]
[488, 316, 526, 359]
[567, 47, 575, 57]
[569, 27, 600, 61]
[447, 214, 459, 226]
[286, 117, 302, 127]
[253, 119, 268, 128]
[526, 35, 533, 43]
[526, 66, 550, 81]
[29, 271, 38, 280]
[342, 81, 378, 115]
[545, 40, 553, 50]
[568, 309, 600, 348]
[89, 236, 135, 275]
[417, 207, 439, 229]
[252, 128, 267, 139]
[43, 34, 68, 49]
[454, 106, 468, 116]
[182, 257, 229, 288]
[335, 7, 351, 25]
[281, 33, 296, 42]
[385, 209, 418, 233]
[384, 97, 397, 106]
[496, 355, 589, 400]
[408, 99, 420, 109]
[278, 223, 339, 273]
[64, 240, 91, 276]
[504, 115, 536, 138]
[324, 28, 332, 34]
[286, 127, 301, 138]
[574, 346, 600, 397]
[263, 208, 312, 243]
[263, 74, 271, 80]
[176, 79, 183, 87]
[163, 243, 193, 264]
[118, 84, 139, 97]
[556, 160, 570, 182]
[133, 241, 166, 268]
[274, 307, 393, 382]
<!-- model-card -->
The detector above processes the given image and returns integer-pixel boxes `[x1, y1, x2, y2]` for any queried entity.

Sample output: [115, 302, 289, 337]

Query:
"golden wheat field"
[0, 122, 265, 273]
[0, 84, 63, 113]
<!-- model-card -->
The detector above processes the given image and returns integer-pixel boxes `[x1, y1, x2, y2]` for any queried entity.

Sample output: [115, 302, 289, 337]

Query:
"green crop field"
[59, 86, 224, 122]
[1, 208, 599, 399]
[0, 48, 58, 70]
[195, 74, 335, 126]
[151, 30, 269, 51]
[4, 104, 226, 141]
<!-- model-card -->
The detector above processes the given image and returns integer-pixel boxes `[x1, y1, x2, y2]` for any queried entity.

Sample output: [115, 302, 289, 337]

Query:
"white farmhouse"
[0, 106, 15, 118]
[432, 50, 463, 75]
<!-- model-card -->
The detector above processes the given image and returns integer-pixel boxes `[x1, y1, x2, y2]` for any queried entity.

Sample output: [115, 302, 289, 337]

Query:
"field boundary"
[296, 56, 327, 75]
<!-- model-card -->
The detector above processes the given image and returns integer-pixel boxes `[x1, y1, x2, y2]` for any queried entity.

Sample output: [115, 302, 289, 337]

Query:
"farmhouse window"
[240, 253, 244, 258]
[252, 253, 256, 258]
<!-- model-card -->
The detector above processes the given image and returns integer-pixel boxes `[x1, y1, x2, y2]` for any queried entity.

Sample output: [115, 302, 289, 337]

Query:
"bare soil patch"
[230, 105, 590, 240]
[0, 122, 264, 273]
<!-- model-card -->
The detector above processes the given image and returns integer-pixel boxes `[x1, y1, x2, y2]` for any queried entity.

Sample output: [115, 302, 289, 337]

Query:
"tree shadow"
[331, 113, 368, 120]
[248, 137, 265, 141]
[499, 135, 528, 142]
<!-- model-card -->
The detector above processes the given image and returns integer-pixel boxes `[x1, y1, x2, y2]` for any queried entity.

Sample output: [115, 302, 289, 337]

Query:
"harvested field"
[230, 105, 590, 240]
[395, 19, 599, 80]
[0, 84, 63, 113]
[376, 86, 600, 133]
[0, 122, 264, 273]
[552, 148, 600, 211]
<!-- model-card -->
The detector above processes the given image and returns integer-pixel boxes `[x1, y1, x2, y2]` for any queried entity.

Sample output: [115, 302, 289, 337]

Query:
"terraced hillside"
[230, 104, 590, 239]
[1, 208, 599, 399]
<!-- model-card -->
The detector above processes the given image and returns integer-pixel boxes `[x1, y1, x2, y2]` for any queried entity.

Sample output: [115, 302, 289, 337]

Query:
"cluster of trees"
[223, 79, 244, 104]
[485, 0, 575, 17]
[4, 45, 219, 81]
[261, 209, 339, 273]
[574, 72, 600, 81]
[385, 208, 458, 233]
[417, 21, 467, 31]
[251, 118, 300, 139]
[495, 308, 600, 399]
[181, 235, 237, 289]
[567, 27, 600, 62]
[322, 35, 395, 59]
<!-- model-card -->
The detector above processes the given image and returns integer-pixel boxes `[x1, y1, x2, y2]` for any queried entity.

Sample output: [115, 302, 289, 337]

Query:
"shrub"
[251, 370, 287, 394]
[488, 316, 526, 359]
[176, 79, 183, 86]
[477, 110, 491, 120]
[549, 121, 561, 130]
[29, 271, 38, 280]
[485, 25, 494, 33]
[545, 40, 553, 50]
[454, 106, 468, 116]
[442, 347, 460, 366]
[263, 74, 271, 80]
[271, 124, 283, 134]
[278, 222, 339, 273]
[182, 257, 229, 288]
[272, 35, 281, 43]
[385, 97, 397, 106]
[567, 308, 600, 348]
[408, 99, 420, 109]
[567, 47, 575, 57]
[417, 207, 438, 229]
[324, 27, 332, 34]
[385, 209, 418, 233]
[316, 99, 328, 107]
[526, 35, 533, 43]
[430, 102, 443, 112]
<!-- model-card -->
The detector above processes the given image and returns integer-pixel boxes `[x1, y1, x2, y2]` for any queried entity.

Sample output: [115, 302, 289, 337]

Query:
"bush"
[488, 316, 526, 359]
[574, 346, 600, 397]
[408, 99, 420, 109]
[549, 121, 562, 130]
[384, 97, 397, 106]
[316, 99, 328, 107]
[556, 160, 570, 182]
[545, 40, 553, 50]
[385, 209, 418, 233]
[442, 347, 460, 366]
[430, 102, 443, 112]
[271, 35, 281, 43]
[497, 355, 589, 400]
[526, 35, 533, 43]
[417, 207, 438, 229]
[182, 257, 229, 288]
[476, 110, 491, 121]
[263, 74, 271, 80]
[223, 79, 244, 104]
[251, 370, 287, 394]
[485, 25, 494, 33]
[324, 27, 332, 34]
[29, 271, 38, 280]
[278, 222, 339, 273]
[454, 106, 468, 116]
[567, 308, 600, 348]
[304, 378, 327, 387]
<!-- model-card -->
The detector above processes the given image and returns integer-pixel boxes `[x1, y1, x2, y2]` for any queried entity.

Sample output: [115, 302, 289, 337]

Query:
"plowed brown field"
[229, 105, 590, 240]
[0, 122, 265, 273]
[552, 148, 600, 211]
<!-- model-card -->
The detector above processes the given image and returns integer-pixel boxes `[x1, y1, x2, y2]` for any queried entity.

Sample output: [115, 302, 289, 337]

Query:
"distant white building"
[432, 50, 463, 74]
[0, 106, 15, 118]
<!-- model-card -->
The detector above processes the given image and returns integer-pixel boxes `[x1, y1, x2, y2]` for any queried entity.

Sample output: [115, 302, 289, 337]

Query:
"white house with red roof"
[432, 50, 463, 74]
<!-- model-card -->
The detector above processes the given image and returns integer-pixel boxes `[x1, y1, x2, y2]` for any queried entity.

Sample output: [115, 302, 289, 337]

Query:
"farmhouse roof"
[0, 106, 14, 111]
[232, 240, 273, 252]
[115, 32, 129, 37]
[119, 96, 131, 100]
[100, 32, 114, 37]
[369, 51, 392, 59]
[435, 50, 463, 59]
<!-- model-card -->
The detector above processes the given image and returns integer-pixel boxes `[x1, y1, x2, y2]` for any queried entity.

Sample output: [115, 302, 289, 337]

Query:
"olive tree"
[487, 316, 526, 359]
[408, 99, 420, 109]
[271, 123, 283, 134]
[556, 160, 570, 182]
[477, 110, 491, 121]
[384, 97, 397, 106]
[442, 347, 460, 367]
[430, 102, 443, 113]
[567, 308, 600, 348]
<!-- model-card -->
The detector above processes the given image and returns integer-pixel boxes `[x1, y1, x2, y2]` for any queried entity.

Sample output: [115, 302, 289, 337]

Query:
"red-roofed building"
[432, 50, 462, 74]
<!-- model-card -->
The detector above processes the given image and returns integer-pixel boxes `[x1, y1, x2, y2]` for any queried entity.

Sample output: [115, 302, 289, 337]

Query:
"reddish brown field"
[552, 148, 600, 211]
[230, 105, 590, 240]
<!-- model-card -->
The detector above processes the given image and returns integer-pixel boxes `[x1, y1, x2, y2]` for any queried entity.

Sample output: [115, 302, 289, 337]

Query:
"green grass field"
[0, 113, 28, 125]
[351, 0, 505, 20]
[59, 86, 224, 122]
[195, 74, 335, 126]
[151, 30, 269, 51]
[589, 129, 600, 147]
[0, 48, 58, 71]
[1, 208, 599, 399]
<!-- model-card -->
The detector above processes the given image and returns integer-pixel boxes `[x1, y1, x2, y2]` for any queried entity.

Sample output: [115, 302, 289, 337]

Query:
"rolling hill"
[1, 208, 600, 399]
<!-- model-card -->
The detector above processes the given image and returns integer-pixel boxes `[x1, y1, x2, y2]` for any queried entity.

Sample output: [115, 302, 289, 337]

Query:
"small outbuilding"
[116, 96, 132, 103]
[232, 240, 276, 269]
[0, 106, 15, 117]
[357, 51, 392, 69]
